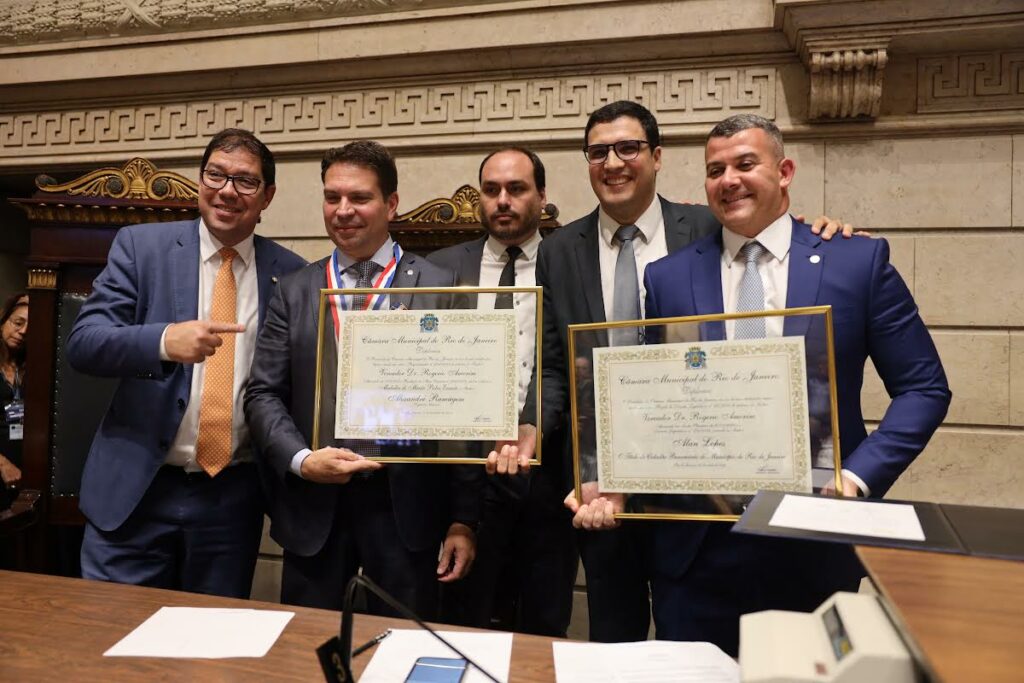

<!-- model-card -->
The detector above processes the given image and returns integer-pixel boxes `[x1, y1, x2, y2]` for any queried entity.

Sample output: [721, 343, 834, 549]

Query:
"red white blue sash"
[325, 242, 402, 336]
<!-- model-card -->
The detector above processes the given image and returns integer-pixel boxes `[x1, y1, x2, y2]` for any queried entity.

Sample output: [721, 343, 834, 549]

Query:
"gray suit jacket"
[244, 251, 481, 557]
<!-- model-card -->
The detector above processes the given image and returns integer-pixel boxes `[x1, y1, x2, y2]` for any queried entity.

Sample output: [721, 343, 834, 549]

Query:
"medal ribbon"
[326, 243, 403, 337]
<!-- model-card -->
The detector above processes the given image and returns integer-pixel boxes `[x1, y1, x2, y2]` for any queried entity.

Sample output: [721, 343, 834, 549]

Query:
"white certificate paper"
[593, 337, 812, 494]
[336, 310, 518, 441]
[104, 607, 294, 658]
[769, 494, 926, 541]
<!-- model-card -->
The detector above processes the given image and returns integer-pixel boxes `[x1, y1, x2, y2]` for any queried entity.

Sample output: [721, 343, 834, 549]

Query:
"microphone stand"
[318, 574, 501, 683]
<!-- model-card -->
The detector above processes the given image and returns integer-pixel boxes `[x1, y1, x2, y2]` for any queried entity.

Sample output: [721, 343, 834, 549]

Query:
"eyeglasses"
[200, 169, 263, 195]
[583, 140, 650, 164]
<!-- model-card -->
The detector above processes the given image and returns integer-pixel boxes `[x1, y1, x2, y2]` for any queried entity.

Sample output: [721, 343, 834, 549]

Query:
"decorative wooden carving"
[11, 158, 199, 227]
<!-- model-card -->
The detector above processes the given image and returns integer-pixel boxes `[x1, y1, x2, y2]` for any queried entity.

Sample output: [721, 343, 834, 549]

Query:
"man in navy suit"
[575, 114, 951, 654]
[245, 141, 481, 616]
[68, 129, 306, 597]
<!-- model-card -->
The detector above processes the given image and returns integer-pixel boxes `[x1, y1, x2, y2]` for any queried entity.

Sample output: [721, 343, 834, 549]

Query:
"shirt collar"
[484, 229, 542, 262]
[722, 213, 792, 264]
[598, 195, 663, 248]
[199, 219, 255, 268]
[337, 236, 395, 273]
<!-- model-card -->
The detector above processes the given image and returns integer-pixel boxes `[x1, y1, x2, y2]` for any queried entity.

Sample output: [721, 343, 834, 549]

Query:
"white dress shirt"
[720, 213, 791, 340]
[477, 230, 541, 412]
[598, 197, 668, 322]
[161, 221, 259, 471]
[721, 214, 868, 495]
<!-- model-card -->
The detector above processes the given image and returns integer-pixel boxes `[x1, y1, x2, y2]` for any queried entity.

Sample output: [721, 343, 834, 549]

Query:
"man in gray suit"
[245, 141, 480, 617]
[429, 148, 577, 637]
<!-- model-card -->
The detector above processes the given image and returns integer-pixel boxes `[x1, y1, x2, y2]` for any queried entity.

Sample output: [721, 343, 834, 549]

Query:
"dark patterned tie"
[494, 246, 522, 309]
[351, 260, 381, 310]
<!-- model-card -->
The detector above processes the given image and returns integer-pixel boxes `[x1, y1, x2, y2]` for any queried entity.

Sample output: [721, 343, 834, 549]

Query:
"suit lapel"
[310, 258, 329, 330]
[693, 235, 727, 341]
[462, 238, 485, 307]
[172, 220, 201, 323]
[253, 237, 279, 330]
[660, 196, 695, 254]
[784, 219, 824, 338]
[390, 253, 421, 309]
[573, 210, 606, 324]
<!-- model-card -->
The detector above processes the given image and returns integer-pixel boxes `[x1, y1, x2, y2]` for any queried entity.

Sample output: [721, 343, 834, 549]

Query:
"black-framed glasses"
[583, 140, 650, 164]
[200, 169, 263, 195]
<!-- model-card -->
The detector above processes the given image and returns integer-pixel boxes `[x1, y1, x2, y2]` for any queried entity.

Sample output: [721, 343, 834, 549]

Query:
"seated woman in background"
[0, 292, 27, 504]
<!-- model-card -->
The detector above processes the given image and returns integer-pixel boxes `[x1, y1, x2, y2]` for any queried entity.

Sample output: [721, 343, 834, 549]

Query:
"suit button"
[159, 439, 169, 450]
[177, 398, 186, 411]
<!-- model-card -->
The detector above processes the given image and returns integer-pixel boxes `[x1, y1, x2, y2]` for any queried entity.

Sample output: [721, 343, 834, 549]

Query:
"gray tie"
[351, 260, 381, 310]
[611, 225, 641, 346]
[734, 241, 767, 339]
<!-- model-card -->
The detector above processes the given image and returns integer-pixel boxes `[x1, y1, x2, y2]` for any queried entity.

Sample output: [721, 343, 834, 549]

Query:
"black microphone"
[317, 574, 501, 683]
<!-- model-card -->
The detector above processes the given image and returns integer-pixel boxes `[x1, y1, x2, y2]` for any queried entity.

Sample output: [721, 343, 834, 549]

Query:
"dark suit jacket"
[527, 198, 720, 488]
[643, 219, 952, 577]
[67, 219, 306, 531]
[244, 252, 482, 557]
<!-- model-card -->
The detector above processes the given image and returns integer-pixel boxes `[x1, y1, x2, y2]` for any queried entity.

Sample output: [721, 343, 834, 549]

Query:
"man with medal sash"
[245, 140, 482, 615]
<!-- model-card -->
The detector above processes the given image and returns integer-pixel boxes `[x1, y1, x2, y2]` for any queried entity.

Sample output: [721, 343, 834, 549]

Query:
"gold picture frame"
[312, 285, 543, 465]
[567, 305, 844, 521]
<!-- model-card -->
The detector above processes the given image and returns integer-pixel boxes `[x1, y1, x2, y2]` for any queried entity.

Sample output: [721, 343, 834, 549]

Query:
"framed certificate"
[568, 306, 844, 521]
[312, 286, 543, 464]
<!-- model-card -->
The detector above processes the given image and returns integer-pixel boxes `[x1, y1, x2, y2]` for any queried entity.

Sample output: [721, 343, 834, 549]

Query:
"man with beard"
[428, 147, 577, 637]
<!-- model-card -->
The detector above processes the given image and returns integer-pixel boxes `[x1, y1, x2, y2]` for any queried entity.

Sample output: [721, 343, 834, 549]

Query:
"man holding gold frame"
[573, 114, 951, 655]
[245, 141, 482, 616]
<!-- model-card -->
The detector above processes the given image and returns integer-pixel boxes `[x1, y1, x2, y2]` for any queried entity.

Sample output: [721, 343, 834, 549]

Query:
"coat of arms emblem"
[684, 346, 707, 369]
[419, 313, 439, 333]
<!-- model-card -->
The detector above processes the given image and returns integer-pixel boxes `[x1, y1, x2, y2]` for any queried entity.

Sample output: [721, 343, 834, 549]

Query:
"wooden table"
[0, 570, 557, 681]
[856, 546, 1024, 683]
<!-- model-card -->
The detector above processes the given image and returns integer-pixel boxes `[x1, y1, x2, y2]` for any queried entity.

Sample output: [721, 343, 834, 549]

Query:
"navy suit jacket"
[244, 253, 483, 558]
[67, 219, 307, 531]
[645, 218, 951, 498]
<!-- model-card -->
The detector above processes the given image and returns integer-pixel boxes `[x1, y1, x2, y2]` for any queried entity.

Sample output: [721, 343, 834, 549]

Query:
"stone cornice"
[775, 0, 1024, 120]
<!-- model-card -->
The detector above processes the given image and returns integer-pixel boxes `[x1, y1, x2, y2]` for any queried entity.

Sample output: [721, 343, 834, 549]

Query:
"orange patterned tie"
[195, 247, 237, 477]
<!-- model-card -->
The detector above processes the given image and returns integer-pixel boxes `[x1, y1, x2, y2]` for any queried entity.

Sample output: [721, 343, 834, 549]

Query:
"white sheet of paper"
[552, 640, 739, 683]
[359, 629, 512, 683]
[103, 607, 294, 659]
[769, 494, 926, 541]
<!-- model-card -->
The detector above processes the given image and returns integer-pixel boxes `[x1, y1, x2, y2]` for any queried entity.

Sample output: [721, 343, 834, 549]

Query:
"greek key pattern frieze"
[918, 52, 1024, 113]
[0, 69, 775, 156]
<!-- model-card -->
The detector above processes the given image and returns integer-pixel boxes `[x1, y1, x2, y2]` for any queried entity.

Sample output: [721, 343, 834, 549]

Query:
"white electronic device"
[739, 592, 918, 683]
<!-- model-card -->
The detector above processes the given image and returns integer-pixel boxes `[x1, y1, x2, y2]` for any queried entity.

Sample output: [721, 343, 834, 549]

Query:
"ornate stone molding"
[0, 68, 776, 161]
[35, 157, 198, 201]
[806, 42, 889, 119]
[0, 0, 484, 45]
[27, 268, 57, 290]
[918, 52, 1024, 114]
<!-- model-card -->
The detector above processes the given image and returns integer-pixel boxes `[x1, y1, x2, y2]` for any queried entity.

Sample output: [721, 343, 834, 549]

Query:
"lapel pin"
[809, 255, 821, 264]
[271, 276, 279, 283]
[406, 269, 414, 275]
